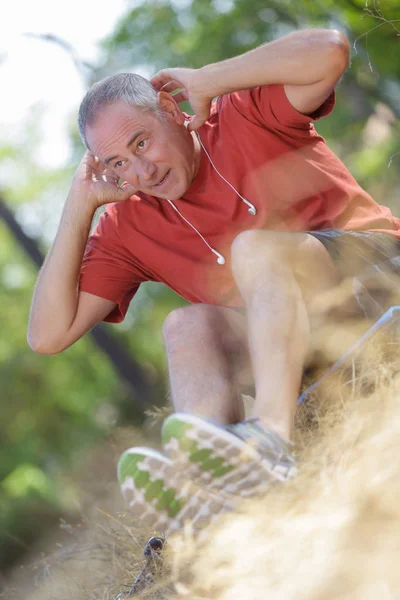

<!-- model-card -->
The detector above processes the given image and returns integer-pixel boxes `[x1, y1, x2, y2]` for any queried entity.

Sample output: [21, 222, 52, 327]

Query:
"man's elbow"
[27, 332, 66, 355]
[327, 30, 351, 75]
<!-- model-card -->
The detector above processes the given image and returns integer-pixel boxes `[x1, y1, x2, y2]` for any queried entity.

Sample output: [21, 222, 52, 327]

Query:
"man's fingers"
[188, 115, 208, 131]
[172, 90, 189, 104]
[83, 150, 96, 165]
[187, 106, 211, 131]
[158, 79, 189, 103]
[93, 157, 107, 176]
[150, 71, 168, 89]
[79, 151, 98, 180]
[151, 69, 178, 89]
[115, 184, 139, 202]
[187, 100, 212, 131]
[104, 166, 119, 186]
[187, 116, 207, 132]
[160, 80, 184, 94]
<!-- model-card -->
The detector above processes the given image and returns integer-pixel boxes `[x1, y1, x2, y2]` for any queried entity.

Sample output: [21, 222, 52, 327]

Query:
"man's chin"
[159, 184, 189, 202]
[144, 174, 189, 200]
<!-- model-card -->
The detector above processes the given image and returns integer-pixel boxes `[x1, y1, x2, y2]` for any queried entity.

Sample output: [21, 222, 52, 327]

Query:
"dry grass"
[5, 313, 400, 599]
[2, 426, 169, 600]
[173, 315, 400, 600]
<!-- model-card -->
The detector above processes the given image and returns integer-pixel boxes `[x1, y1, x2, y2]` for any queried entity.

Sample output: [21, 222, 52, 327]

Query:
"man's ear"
[157, 91, 185, 125]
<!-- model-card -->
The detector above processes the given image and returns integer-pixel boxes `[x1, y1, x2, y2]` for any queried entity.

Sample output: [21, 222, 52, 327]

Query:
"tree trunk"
[0, 194, 156, 411]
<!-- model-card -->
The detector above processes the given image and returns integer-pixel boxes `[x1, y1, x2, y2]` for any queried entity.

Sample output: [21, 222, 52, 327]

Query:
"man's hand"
[151, 67, 216, 131]
[152, 30, 349, 122]
[70, 151, 138, 209]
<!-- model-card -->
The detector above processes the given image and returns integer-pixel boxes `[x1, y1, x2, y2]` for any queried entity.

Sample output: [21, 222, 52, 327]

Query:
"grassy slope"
[5, 314, 400, 599]
[179, 319, 400, 599]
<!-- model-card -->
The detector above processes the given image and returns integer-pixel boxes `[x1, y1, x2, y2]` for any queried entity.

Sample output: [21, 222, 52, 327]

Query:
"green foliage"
[100, 0, 400, 85]
[99, 0, 400, 204]
[0, 220, 121, 565]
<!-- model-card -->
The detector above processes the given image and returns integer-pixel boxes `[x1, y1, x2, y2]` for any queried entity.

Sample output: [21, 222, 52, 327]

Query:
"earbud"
[217, 255, 226, 265]
[248, 206, 257, 216]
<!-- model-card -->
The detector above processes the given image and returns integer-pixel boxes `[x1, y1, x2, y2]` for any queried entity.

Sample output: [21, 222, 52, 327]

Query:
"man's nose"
[133, 157, 156, 182]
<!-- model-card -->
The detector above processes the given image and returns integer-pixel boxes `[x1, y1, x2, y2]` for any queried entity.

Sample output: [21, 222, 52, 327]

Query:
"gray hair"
[78, 73, 162, 147]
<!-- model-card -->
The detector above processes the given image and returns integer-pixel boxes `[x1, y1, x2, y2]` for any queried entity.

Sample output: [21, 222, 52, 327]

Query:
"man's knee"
[232, 229, 336, 270]
[231, 229, 301, 279]
[231, 229, 268, 263]
[162, 304, 221, 346]
[230, 229, 341, 303]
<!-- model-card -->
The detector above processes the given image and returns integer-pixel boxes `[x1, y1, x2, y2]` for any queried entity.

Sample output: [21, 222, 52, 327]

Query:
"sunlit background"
[0, 0, 129, 167]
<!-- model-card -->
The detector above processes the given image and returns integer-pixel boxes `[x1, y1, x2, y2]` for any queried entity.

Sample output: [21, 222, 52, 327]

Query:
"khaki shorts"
[307, 229, 400, 318]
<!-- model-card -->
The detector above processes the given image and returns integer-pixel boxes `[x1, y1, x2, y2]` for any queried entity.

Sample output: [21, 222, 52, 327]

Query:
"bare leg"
[163, 304, 250, 425]
[231, 230, 341, 441]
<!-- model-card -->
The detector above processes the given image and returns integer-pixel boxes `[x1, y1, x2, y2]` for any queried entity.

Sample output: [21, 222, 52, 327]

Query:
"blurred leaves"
[100, 0, 400, 198]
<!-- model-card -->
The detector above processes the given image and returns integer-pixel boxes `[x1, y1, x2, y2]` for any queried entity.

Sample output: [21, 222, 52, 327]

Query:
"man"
[28, 29, 400, 533]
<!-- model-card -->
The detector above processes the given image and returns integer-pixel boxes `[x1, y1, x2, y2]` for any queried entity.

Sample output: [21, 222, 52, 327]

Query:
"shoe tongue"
[226, 421, 266, 443]
[228, 421, 294, 451]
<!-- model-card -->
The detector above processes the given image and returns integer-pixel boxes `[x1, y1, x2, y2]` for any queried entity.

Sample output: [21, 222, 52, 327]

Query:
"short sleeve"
[224, 83, 335, 131]
[79, 210, 147, 323]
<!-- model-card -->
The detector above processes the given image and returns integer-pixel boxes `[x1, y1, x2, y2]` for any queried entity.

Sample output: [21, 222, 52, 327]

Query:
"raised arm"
[27, 152, 136, 355]
[151, 28, 350, 130]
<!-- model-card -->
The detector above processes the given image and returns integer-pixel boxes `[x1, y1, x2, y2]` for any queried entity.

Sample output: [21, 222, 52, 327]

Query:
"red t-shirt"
[79, 84, 400, 322]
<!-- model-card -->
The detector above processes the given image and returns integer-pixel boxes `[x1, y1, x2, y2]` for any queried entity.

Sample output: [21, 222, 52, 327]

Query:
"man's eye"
[114, 160, 124, 169]
[138, 139, 147, 149]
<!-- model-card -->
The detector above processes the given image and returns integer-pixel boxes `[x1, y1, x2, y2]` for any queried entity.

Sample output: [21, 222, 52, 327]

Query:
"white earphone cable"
[194, 131, 257, 216]
[166, 123, 257, 265]
[166, 198, 226, 265]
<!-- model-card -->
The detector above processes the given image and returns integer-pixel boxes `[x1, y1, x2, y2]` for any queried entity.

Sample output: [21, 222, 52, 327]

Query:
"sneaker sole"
[118, 446, 231, 534]
[162, 413, 281, 498]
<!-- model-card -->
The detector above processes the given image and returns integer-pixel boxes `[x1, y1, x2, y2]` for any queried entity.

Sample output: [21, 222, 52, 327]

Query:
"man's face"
[86, 97, 198, 201]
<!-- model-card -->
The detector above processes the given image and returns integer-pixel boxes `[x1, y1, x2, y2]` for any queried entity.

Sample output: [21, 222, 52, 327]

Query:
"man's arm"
[151, 29, 350, 130]
[27, 152, 136, 355]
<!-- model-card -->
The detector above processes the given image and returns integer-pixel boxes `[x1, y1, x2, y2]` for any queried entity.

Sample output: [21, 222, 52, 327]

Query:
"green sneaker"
[118, 446, 231, 535]
[162, 414, 297, 499]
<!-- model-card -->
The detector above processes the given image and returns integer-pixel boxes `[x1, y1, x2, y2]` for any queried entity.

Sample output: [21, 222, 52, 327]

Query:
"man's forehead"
[86, 101, 155, 155]
[93, 100, 153, 130]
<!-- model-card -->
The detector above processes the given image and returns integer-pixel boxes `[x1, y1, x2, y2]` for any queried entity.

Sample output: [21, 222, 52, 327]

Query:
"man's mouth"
[153, 170, 170, 189]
